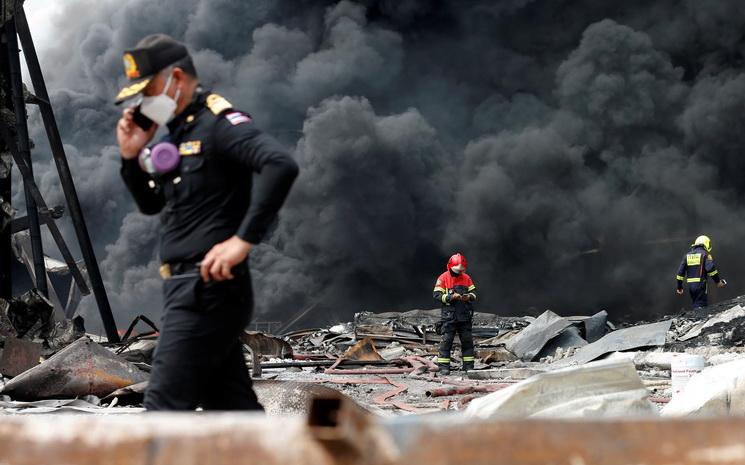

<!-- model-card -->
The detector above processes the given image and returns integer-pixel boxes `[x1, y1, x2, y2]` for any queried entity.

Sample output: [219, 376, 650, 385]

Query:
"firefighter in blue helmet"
[676, 235, 727, 309]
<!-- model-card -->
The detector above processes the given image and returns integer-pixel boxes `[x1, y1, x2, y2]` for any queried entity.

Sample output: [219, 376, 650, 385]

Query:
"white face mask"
[139, 71, 181, 126]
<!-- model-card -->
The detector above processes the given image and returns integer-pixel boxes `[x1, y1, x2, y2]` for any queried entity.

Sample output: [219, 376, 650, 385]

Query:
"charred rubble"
[0, 297, 742, 415]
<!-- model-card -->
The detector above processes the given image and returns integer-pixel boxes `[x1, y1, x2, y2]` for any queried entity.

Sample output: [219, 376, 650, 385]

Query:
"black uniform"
[433, 271, 476, 370]
[121, 89, 298, 410]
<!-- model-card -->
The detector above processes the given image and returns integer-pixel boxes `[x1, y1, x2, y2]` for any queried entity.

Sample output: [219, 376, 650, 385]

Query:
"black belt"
[160, 261, 248, 280]
[159, 262, 200, 280]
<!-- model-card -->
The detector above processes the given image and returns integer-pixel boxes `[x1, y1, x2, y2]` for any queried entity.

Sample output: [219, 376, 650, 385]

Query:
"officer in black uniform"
[115, 34, 298, 410]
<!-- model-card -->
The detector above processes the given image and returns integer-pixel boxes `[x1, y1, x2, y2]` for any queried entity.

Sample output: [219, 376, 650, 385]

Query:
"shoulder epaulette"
[206, 93, 233, 115]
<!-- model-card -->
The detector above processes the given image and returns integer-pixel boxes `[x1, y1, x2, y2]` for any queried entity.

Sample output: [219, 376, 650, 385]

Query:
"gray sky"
[20, 0, 60, 82]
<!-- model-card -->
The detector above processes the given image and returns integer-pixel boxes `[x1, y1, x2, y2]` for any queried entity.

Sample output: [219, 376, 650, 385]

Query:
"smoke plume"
[13, 0, 745, 331]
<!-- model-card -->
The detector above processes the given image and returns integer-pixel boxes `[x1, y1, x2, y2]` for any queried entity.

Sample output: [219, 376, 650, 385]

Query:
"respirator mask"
[138, 69, 180, 127]
[133, 69, 182, 175]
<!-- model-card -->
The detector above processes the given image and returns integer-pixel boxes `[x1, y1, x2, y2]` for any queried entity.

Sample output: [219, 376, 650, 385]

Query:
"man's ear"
[172, 67, 186, 86]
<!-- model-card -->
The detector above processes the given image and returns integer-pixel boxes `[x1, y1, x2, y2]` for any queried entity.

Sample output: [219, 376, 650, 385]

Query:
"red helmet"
[447, 253, 467, 274]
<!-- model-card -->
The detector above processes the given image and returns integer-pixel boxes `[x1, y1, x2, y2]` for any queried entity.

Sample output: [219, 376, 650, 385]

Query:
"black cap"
[115, 34, 189, 103]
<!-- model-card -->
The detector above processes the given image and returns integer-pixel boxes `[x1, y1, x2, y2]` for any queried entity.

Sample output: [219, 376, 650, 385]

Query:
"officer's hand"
[462, 294, 473, 302]
[450, 293, 462, 301]
[676, 289, 684, 295]
[718, 280, 727, 288]
[116, 108, 156, 159]
[200, 235, 253, 282]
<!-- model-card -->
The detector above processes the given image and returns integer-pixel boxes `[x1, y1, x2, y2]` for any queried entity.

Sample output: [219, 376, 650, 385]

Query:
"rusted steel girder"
[394, 417, 745, 465]
[0, 401, 744, 464]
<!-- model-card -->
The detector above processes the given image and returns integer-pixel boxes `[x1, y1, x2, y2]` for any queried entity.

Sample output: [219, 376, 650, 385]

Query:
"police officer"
[433, 253, 477, 375]
[676, 235, 726, 309]
[115, 34, 298, 410]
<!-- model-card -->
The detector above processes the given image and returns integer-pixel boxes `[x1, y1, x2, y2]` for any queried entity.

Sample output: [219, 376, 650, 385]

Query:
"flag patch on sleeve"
[226, 111, 252, 125]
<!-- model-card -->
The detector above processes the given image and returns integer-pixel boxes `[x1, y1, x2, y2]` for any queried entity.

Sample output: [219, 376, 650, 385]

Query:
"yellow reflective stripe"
[687, 253, 702, 266]
[437, 358, 450, 363]
[468, 285, 476, 291]
[687, 278, 702, 283]
[676, 275, 685, 281]
[462, 356, 475, 361]
[441, 294, 449, 304]
[708, 270, 719, 276]
[434, 286, 446, 293]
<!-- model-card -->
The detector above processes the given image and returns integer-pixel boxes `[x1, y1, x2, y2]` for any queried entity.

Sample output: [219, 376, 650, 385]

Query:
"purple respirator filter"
[139, 142, 180, 174]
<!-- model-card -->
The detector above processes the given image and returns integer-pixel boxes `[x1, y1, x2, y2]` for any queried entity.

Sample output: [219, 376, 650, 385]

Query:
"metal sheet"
[103, 381, 148, 406]
[0, 337, 41, 377]
[102, 379, 352, 413]
[2, 336, 148, 399]
[465, 360, 657, 419]
[555, 320, 673, 367]
[5, 288, 54, 339]
[354, 309, 526, 343]
[506, 310, 573, 361]
[253, 380, 354, 416]
[536, 326, 588, 360]
[583, 310, 608, 343]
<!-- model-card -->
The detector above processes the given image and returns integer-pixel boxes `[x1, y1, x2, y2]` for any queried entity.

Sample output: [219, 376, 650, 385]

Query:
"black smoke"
[13, 0, 745, 331]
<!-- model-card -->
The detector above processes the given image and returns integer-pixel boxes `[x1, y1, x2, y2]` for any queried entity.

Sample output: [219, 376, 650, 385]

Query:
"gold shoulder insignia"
[206, 93, 233, 115]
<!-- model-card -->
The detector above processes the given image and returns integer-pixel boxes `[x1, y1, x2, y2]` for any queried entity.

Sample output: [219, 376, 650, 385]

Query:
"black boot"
[463, 362, 474, 371]
[438, 364, 451, 376]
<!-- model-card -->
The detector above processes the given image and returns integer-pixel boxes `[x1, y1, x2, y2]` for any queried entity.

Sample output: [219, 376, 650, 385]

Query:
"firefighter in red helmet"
[433, 253, 477, 375]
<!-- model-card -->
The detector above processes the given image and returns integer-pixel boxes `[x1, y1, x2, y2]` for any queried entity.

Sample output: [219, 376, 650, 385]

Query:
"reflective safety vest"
[433, 271, 477, 321]
[676, 245, 721, 288]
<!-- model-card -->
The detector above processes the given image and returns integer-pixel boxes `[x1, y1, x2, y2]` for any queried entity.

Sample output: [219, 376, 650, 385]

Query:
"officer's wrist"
[120, 149, 140, 160]
[230, 235, 254, 254]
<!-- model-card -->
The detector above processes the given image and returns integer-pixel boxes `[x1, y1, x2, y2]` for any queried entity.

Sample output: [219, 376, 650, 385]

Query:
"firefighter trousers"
[688, 282, 708, 309]
[438, 320, 475, 365]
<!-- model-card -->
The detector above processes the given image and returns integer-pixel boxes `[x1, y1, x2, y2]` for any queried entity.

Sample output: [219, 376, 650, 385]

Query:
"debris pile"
[0, 299, 744, 417]
[259, 301, 745, 416]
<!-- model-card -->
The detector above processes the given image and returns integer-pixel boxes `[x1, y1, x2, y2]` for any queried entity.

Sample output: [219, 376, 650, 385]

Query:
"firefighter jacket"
[676, 245, 722, 290]
[433, 271, 477, 322]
